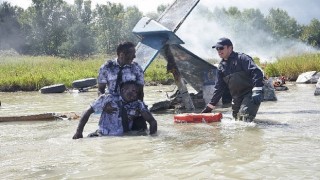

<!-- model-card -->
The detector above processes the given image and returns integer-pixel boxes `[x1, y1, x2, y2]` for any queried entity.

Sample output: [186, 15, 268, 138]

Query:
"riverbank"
[1, 53, 320, 92]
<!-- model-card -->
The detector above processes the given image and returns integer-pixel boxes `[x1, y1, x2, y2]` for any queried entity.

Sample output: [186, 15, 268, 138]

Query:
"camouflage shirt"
[97, 59, 144, 95]
[91, 94, 149, 136]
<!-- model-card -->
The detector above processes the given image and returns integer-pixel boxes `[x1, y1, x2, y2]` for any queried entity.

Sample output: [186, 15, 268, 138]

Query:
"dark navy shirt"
[209, 51, 264, 106]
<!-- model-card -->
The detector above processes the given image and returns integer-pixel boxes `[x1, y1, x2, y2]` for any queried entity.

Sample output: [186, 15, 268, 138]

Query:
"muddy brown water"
[0, 83, 319, 179]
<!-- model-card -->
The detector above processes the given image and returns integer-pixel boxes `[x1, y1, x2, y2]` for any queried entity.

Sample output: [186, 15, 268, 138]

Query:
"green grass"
[1, 53, 319, 92]
[0, 55, 173, 92]
[144, 57, 173, 84]
[0, 55, 106, 91]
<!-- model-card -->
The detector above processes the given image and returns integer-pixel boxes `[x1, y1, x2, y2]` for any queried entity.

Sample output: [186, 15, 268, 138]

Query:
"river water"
[0, 83, 319, 179]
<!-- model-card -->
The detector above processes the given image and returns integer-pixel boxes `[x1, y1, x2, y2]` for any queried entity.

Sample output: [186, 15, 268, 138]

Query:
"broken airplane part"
[134, 0, 201, 71]
[133, 0, 219, 111]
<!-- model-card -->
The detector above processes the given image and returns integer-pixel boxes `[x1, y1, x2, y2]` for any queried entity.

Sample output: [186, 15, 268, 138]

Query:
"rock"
[263, 78, 277, 101]
[296, 71, 319, 84]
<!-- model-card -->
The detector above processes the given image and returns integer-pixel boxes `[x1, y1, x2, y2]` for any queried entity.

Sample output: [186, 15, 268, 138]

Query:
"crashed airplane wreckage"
[132, 0, 228, 112]
[132, 0, 276, 112]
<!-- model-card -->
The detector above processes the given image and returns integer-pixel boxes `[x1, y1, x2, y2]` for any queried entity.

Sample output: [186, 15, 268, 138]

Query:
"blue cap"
[212, 38, 233, 48]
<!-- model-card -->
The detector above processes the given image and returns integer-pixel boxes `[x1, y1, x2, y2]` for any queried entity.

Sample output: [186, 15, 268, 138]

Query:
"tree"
[224, 6, 241, 17]
[93, 3, 122, 53]
[0, 2, 24, 52]
[59, 0, 95, 58]
[241, 8, 269, 32]
[120, 6, 142, 44]
[211, 7, 242, 33]
[93, 2, 142, 54]
[266, 8, 301, 39]
[21, 0, 70, 55]
[59, 22, 95, 57]
[300, 18, 320, 48]
[74, 0, 91, 25]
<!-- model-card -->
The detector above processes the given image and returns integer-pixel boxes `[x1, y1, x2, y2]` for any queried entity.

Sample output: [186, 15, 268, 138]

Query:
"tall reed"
[263, 53, 320, 80]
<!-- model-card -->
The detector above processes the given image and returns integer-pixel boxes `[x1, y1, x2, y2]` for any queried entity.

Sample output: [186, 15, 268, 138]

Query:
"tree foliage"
[300, 18, 320, 47]
[0, 0, 144, 57]
[59, 0, 95, 57]
[0, 1, 319, 58]
[0, 2, 24, 51]
[266, 8, 301, 39]
[92, 2, 142, 54]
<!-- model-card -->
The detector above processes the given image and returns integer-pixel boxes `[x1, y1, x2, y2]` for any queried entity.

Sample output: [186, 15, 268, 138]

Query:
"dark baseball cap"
[212, 38, 233, 48]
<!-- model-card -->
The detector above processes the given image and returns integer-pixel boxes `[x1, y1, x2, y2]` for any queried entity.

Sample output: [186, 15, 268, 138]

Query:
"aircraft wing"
[133, 0, 200, 71]
[133, 17, 184, 71]
[157, 0, 200, 32]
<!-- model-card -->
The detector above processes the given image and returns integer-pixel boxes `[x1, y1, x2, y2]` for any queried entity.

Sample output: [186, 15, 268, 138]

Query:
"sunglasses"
[216, 47, 224, 51]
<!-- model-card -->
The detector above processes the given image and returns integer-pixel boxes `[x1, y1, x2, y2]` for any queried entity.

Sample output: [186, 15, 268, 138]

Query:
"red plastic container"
[174, 113, 222, 123]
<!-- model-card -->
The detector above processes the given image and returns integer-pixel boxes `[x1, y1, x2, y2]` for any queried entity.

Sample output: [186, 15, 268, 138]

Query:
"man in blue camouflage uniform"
[201, 38, 264, 122]
[97, 42, 144, 99]
[98, 41, 146, 130]
[72, 81, 157, 139]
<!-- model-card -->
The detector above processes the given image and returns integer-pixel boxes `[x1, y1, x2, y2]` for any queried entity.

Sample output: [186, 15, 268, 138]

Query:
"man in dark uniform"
[201, 37, 264, 122]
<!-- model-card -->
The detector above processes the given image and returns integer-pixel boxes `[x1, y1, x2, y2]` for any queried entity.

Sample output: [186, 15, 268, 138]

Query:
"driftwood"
[0, 112, 81, 122]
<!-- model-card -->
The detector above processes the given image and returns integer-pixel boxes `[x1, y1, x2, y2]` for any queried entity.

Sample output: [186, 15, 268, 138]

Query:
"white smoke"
[202, 0, 320, 25]
[176, 2, 319, 63]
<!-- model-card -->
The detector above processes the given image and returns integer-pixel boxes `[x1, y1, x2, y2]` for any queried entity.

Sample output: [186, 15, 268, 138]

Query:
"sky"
[2, 0, 320, 25]
[2, 0, 320, 61]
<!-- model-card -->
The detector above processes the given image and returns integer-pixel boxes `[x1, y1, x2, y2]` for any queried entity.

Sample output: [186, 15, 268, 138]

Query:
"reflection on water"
[0, 83, 320, 179]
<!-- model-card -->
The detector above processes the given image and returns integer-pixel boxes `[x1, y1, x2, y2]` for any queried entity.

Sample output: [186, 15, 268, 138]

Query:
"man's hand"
[72, 131, 83, 139]
[149, 119, 157, 135]
[72, 107, 94, 139]
[252, 90, 263, 104]
[103, 103, 117, 114]
[201, 104, 215, 113]
[141, 110, 157, 135]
